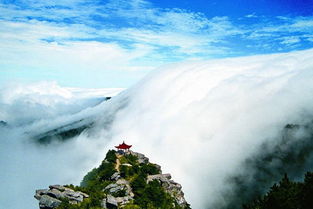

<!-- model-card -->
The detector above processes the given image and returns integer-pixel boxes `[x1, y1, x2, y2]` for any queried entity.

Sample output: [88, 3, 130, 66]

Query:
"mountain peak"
[35, 149, 190, 209]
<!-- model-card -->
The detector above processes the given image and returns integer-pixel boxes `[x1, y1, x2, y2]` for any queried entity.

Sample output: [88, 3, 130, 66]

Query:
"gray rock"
[147, 173, 172, 182]
[35, 189, 48, 200]
[101, 180, 133, 208]
[116, 179, 128, 185]
[147, 173, 188, 208]
[101, 199, 107, 208]
[115, 196, 133, 205]
[39, 195, 61, 209]
[102, 179, 134, 207]
[129, 151, 149, 164]
[106, 194, 118, 206]
[104, 183, 126, 194]
[46, 189, 63, 199]
[102, 194, 133, 208]
[80, 191, 89, 198]
[63, 190, 83, 202]
[104, 183, 118, 191]
[116, 179, 134, 197]
[110, 172, 121, 181]
[49, 185, 66, 192]
[35, 185, 89, 209]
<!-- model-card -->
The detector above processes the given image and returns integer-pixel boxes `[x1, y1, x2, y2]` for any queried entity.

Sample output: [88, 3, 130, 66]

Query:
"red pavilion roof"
[115, 141, 132, 149]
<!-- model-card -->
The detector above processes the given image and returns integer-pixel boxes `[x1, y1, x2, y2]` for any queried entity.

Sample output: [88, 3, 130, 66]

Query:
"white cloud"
[0, 19, 157, 74]
[280, 36, 301, 45]
[246, 16, 313, 47]
[0, 0, 246, 76]
[0, 81, 123, 126]
[1, 0, 313, 87]
[100, 48, 313, 208]
[291, 18, 313, 29]
[303, 34, 313, 42]
[2, 49, 313, 209]
[245, 13, 257, 18]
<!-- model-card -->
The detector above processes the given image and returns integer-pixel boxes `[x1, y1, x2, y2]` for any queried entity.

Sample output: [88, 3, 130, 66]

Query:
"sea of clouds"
[1, 49, 313, 209]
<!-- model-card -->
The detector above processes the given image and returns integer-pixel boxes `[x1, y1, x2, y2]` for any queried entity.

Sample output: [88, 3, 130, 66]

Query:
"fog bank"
[1, 49, 313, 209]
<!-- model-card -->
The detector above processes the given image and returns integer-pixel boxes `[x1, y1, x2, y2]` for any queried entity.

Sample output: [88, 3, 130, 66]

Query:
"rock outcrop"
[128, 150, 149, 164]
[101, 178, 135, 208]
[35, 150, 190, 209]
[147, 174, 188, 207]
[34, 185, 89, 209]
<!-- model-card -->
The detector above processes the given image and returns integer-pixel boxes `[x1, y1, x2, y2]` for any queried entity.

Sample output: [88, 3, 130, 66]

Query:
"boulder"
[38, 195, 61, 209]
[35, 185, 89, 209]
[104, 183, 126, 194]
[35, 189, 48, 200]
[46, 189, 63, 199]
[102, 194, 118, 208]
[110, 172, 121, 181]
[116, 179, 134, 197]
[106, 195, 118, 206]
[49, 185, 66, 192]
[63, 189, 84, 203]
[102, 194, 133, 208]
[115, 196, 133, 205]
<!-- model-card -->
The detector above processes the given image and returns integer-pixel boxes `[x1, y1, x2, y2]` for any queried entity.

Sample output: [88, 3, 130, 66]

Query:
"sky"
[0, 0, 313, 88]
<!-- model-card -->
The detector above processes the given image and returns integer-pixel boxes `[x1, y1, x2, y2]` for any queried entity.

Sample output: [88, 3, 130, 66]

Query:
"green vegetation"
[141, 163, 161, 175]
[119, 153, 138, 165]
[105, 150, 117, 163]
[56, 150, 189, 209]
[244, 172, 313, 209]
[130, 179, 179, 208]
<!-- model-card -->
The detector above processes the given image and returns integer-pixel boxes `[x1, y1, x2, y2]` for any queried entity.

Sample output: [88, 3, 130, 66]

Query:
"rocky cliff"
[35, 150, 190, 209]
[35, 185, 89, 208]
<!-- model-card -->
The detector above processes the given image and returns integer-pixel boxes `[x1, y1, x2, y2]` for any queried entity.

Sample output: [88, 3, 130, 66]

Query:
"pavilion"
[115, 141, 132, 153]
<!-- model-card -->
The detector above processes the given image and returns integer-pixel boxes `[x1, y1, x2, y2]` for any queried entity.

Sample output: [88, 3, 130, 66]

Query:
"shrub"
[111, 189, 126, 197]
[141, 163, 160, 175]
[120, 165, 135, 179]
[98, 162, 115, 181]
[123, 204, 141, 209]
[80, 168, 98, 187]
[131, 174, 147, 195]
[125, 154, 138, 165]
[132, 179, 179, 209]
[105, 150, 117, 163]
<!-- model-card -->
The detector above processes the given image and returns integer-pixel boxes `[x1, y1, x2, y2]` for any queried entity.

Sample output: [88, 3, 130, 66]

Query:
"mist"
[1, 49, 313, 209]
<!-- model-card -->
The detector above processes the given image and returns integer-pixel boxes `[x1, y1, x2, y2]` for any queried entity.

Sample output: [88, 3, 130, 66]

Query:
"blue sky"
[0, 0, 313, 88]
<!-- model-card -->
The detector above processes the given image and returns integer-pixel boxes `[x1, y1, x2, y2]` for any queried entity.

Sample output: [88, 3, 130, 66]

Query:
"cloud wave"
[2, 49, 313, 209]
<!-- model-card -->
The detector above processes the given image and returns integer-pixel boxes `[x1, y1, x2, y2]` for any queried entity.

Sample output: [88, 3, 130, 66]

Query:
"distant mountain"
[29, 96, 119, 144]
[0, 120, 7, 127]
[32, 119, 94, 144]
